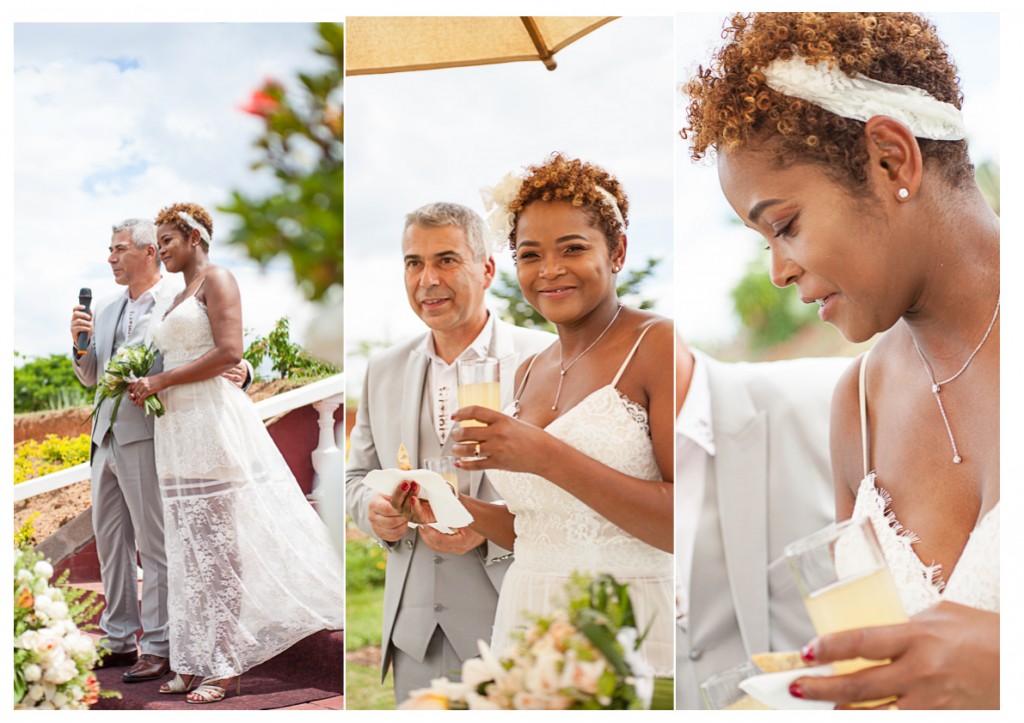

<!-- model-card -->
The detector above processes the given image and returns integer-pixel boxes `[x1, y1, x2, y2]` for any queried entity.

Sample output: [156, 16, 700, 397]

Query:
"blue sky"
[12, 23, 333, 361]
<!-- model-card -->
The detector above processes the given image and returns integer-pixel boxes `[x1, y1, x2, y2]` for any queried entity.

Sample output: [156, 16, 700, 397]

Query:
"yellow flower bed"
[14, 434, 90, 485]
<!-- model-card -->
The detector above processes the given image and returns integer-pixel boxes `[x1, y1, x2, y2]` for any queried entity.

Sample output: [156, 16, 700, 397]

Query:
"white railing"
[13, 375, 345, 503]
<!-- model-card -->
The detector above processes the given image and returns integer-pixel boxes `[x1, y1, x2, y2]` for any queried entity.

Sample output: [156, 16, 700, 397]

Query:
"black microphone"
[76, 288, 92, 356]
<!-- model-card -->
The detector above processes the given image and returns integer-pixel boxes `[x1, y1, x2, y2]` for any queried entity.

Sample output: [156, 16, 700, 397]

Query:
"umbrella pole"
[520, 17, 557, 71]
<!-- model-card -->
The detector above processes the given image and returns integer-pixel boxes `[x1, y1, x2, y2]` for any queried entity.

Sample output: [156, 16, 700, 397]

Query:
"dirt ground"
[13, 379, 306, 542]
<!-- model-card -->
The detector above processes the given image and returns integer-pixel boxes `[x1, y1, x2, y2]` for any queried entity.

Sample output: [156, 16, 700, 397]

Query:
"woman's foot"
[186, 676, 240, 704]
[158, 673, 197, 694]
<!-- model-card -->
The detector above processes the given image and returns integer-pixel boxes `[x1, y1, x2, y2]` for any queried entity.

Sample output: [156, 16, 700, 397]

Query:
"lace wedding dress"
[152, 294, 344, 678]
[488, 327, 674, 675]
[852, 351, 999, 616]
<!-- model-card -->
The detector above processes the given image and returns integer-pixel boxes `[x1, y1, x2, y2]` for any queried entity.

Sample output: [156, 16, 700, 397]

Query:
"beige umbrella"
[346, 16, 617, 75]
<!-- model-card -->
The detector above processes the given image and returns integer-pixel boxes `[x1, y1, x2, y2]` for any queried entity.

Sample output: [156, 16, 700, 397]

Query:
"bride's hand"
[389, 481, 437, 525]
[127, 375, 166, 406]
[450, 405, 552, 474]
[790, 601, 999, 709]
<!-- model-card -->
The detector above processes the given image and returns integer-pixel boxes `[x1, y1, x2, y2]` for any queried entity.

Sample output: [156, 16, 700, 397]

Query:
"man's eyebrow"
[748, 198, 783, 224]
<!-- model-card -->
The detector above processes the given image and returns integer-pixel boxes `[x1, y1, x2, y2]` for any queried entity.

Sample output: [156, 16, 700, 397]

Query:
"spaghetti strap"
[611, 324, 655, 389]
[512, 353, 542, 406]
[858, 348, 872, 478]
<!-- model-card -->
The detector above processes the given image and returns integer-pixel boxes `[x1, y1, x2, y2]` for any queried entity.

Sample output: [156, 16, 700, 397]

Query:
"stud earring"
[898, 188, 910, 200]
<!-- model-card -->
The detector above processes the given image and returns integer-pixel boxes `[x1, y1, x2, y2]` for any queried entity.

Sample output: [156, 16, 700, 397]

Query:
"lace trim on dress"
[861, 473, 945, 593]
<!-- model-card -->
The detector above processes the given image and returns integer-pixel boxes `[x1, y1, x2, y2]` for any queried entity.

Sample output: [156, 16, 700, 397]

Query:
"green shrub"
[14, 434, 91, 485]
[345, 536, 387, 590]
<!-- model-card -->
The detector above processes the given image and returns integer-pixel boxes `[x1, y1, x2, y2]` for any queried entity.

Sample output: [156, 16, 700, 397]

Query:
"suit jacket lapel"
[102, 297, 128, 360]
[707, 357, 771, 655]
[402, 347, 428, 468]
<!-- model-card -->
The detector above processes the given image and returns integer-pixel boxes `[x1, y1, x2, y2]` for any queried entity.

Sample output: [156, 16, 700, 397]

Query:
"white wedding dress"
[852, 351, 999, 616]
[152, 293, 344, 679]
[488, 328, 674, 675]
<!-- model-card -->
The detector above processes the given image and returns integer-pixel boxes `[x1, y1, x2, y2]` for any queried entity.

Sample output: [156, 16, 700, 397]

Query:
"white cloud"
[13, 23, 333, 359]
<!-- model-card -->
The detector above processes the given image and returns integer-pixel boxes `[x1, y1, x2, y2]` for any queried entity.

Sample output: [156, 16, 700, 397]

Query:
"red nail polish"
[411, 482, 418, 492]
[789, 682, 804, 699]
[801, 643, 815, 663]
[401, 482, 408, 491]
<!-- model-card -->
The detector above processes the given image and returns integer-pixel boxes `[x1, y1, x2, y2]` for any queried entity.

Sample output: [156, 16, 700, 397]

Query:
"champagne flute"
[456, 357, 499, 461]
[423, 456, 460, 496]
[701, 662, 769, 710]
[785, 516, 908, 706]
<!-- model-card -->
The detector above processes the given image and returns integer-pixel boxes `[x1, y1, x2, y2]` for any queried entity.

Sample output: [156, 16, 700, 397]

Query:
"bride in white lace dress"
[393, 156, 680, 675]
[128, 203, 344, 704]
[686, 12, 998, 708]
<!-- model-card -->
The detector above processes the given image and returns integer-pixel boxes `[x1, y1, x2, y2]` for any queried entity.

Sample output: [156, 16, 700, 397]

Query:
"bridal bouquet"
[88, 343, 164, 424]
[13, 540, 109, 709]
[402, 574, 664, 710]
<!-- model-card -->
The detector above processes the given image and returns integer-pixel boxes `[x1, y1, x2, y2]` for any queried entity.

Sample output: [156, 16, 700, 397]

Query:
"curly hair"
[154, 202, 214, 249]
[507, 154, 629, 255]
[682, 12, 974, 191]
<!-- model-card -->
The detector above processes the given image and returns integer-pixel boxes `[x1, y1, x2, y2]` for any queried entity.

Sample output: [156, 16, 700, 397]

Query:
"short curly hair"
[682, 12, 974, 191]
[507, 154, 629, 255]
[154, 202, 214, 250]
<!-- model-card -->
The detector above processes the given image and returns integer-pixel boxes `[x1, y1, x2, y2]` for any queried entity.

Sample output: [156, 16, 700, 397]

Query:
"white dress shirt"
[418, 313, 495, 446]
[119, 278, 165, 343]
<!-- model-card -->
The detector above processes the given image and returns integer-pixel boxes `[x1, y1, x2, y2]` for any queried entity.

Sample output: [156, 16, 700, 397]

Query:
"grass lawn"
[345, 662, 395, 710]
[346, 584, 384, 651]
[346, 555, 394, 709]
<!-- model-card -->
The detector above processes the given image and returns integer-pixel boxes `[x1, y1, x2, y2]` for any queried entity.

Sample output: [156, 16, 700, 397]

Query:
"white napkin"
[739, 664, 836, 710]
[361, 468, 474, 534]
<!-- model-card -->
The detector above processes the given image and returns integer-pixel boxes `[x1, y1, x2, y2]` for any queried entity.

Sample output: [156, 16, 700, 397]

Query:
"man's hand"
[220, 361, 249, 389]
[417, 525, 486, 555]
[70, 305, 93, 346]
[792, 601, 999, 709]
[368, 493, 408, 543]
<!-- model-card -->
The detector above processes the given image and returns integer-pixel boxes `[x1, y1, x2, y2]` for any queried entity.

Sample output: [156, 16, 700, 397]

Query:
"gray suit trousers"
[91, 435, 169, 656]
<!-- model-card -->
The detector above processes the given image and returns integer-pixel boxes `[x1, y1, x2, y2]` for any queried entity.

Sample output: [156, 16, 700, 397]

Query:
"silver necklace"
[910, 296, 999, 464]
[552, 304, 623, 411]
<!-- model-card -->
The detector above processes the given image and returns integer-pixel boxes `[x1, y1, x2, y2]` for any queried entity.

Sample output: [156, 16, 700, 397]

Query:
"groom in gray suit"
[71, 219, 176, 682]
[676, 347, 849, 708]
[71, 219, 250, 684]
[346, 202, 552, 704]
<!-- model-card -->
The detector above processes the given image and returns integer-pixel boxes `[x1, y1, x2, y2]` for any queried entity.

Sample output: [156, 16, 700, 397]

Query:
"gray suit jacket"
[73, 279, 181, 448]
[346, 317, 553, 680]
[677, 351, 848, 709]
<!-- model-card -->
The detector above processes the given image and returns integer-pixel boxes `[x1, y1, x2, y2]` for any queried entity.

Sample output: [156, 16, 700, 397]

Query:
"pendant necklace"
[551, 304, 623, 411]
[910, 295, 999, 464]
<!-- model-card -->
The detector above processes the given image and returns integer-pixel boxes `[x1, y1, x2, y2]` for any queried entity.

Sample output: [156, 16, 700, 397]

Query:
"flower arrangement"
[402, 574, 667, 710]
[13, 519, 114, 709]
[479, 170, 524, 251]
[89, 343, 164, 425]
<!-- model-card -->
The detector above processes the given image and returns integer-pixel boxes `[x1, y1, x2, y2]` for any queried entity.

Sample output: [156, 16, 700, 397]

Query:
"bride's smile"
[514, 200, 624, 327]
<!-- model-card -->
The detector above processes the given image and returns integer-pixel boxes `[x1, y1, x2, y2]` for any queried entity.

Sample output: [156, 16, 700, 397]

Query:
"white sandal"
[158, 673, 197, 694]
[186, 676, 241, 704]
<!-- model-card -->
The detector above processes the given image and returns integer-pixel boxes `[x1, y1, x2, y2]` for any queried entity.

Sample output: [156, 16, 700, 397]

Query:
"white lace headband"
[762, 54, 966, 141]
[177, 211, 212, 245]
[480, 170, 627, 249]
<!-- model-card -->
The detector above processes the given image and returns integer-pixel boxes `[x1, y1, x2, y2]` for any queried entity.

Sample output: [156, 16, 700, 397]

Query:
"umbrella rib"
[519, 16, 557, 71]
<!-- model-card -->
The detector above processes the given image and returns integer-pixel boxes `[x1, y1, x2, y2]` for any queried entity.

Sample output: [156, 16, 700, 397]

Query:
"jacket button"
[433, 556, 442, 565]
[688, 648, 703, 661]
[405, 539, 414, 549]
[433, 603, 443, 612]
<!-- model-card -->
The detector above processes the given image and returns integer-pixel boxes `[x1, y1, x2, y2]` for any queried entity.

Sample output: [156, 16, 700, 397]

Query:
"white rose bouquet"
[13, 534, 114, 709]
[401, 574, 671, 710]
[88, 343, 164, 424]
